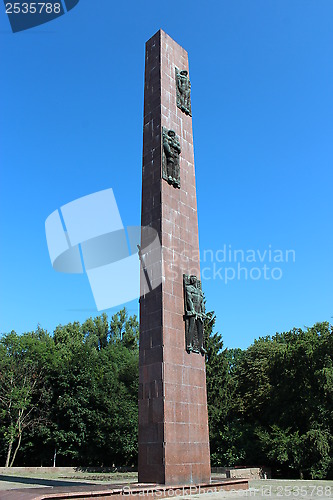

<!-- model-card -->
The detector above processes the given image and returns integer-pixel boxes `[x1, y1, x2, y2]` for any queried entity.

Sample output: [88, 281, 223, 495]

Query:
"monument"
[138, 30, 211, 485]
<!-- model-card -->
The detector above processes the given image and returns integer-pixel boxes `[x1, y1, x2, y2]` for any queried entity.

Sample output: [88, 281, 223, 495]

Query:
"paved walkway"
[0, 476, 332, 500]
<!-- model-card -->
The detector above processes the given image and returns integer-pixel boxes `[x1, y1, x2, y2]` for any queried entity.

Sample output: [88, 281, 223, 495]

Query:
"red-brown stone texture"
[139, 29, 211, 485]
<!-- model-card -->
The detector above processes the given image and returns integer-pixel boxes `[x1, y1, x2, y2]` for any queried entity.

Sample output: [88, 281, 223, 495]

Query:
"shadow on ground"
[0, 475, 93, 488]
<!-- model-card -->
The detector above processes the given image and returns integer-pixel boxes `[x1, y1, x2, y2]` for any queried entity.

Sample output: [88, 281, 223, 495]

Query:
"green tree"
[204, 312, 239, 465]
[0, 329, 52, 466]
[231, 323, 333, 478]
[46, 310, 139, 466]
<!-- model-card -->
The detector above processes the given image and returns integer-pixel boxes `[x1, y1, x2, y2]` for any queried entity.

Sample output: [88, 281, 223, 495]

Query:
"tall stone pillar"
[139, 29, 211, 486]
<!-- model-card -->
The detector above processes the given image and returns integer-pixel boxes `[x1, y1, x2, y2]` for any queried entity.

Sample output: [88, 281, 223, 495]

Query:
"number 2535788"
[5, 3, 61, 14]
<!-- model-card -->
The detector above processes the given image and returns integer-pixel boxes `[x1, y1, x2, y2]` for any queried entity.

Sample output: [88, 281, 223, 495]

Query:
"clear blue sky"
[1, 0, 332, 349]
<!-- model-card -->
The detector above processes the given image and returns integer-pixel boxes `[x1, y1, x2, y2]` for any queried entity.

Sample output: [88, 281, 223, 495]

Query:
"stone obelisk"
[139, 29, 211, 485]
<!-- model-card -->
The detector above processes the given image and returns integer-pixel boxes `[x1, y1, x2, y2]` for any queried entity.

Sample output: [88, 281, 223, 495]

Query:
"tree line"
[205, 314, 333, 479]
[0, 309, 332, 479]
[0, 310, 139, 468]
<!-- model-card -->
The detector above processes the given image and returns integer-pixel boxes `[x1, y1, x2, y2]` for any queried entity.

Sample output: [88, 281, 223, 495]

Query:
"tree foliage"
[205, 320, 333, 479]
[0, 309, 138, 467]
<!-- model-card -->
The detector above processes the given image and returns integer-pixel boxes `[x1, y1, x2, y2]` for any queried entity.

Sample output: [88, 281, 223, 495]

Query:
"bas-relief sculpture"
[162, 127, 181, 188]
[183, 274, 207, 355]
[175, 68, 192, 116]
[161, 68, 191, 188]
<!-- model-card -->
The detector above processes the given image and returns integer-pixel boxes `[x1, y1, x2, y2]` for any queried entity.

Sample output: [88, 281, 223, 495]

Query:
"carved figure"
[162, 128, 181, 188]
[183, 274, 206, 354]
[176, 68, 192, 116]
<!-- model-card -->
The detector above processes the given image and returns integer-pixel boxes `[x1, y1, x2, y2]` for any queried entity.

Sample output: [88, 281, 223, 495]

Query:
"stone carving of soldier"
[176, 69, 192, 116]
[185, 275, 206, 354]
[163, 129, 181, 188]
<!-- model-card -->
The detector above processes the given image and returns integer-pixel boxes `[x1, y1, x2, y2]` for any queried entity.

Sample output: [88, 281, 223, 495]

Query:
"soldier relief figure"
[162, 127, 181, 188]
[175, 68, 192, 116]
[183, 274, 207, 355]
